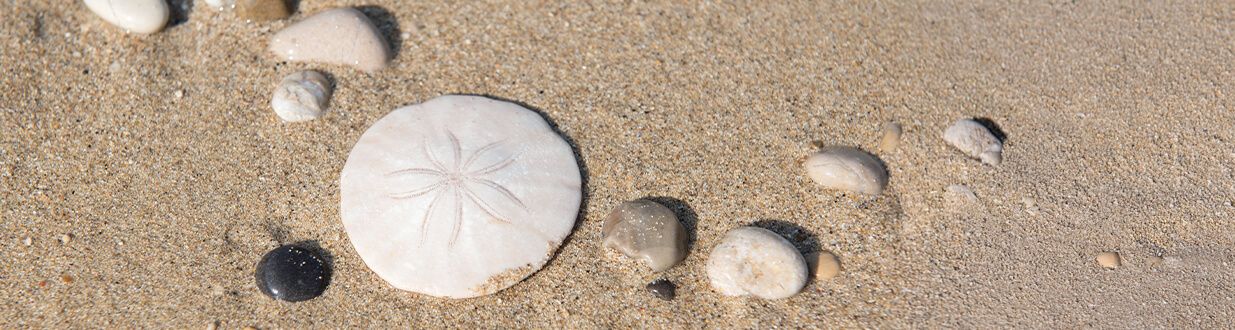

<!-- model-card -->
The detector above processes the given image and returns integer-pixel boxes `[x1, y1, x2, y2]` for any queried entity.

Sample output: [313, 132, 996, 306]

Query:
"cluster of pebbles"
[80, 0, 1092, 307]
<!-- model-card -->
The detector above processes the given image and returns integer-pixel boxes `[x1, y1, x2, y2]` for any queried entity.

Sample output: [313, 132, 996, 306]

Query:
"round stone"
[340, 95, 582, 298]
[255, 245, 329, 302]
[270, 70, 332, 122]
[1096, 251, 1122, 269]
[601, 199, 688, 272]
[706, 226, 808, 300]
[645, 279, 676, 301]
[804, 146, 889, 195]
[83, 0, 169, 34]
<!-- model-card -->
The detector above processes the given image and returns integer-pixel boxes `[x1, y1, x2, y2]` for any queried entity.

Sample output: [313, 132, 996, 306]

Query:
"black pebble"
[646, 279, 676, 301]
[256, 245, 330, 302]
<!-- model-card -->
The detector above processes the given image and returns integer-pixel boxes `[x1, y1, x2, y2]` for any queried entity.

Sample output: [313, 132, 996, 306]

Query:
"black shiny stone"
[256, 245, 330, 302]
[646, 279, 676, 301]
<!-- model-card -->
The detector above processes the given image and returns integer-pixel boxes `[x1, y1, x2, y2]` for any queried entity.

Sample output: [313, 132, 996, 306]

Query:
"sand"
[2, 0, 1234, 328]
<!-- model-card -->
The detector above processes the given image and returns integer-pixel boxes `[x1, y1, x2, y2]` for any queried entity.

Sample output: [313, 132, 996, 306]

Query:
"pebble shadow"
[973, 117, 1008, 142]
[643, 196, 698, 250]
[356, 5, 403, 61]
[167, 0, 193, 28]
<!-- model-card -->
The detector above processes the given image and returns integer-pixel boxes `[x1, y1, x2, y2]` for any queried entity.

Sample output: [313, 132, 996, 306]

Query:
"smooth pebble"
[255, 245, 330, 302]
[269, 8, 392, 73]
[601, 199, 688, 272]
[645, 279, 676, 301]
[83, 0, 169, 34]
[270, 70, 332, 122]
[804, 146, 889, 195]
[878, 122, 903, 152]
[236, 0, 290, 21]
[340, 95, 582, 298]
[806, 251, 841, 281]
[943, 119, 1003, 165]
[706, 227, 808, 300]
[1096, 251, 1122, 269]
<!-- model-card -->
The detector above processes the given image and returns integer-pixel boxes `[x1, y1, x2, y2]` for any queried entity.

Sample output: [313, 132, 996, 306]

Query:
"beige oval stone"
[1096, 251, 1121, 269]
[269, 8, 392, 73]
[804, 146, 889, 195]
[270, 70, 332, 122]
[601, 199, 688, 272]
[805, 251, 841, 281]
[878, 122, 903, 152]
[236, 0, 290, 21]
[83, 0, 169, 34]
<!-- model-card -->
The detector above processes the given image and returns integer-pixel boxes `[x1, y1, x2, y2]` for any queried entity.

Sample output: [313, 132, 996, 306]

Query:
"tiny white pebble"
[22, 237, 32, 246]
[943, 118, 1003, 165]
[400, 32, 411, 39]
[59, 234, 72, 244]
[174, 90, 185, 98]
[271, 70, 333, 122]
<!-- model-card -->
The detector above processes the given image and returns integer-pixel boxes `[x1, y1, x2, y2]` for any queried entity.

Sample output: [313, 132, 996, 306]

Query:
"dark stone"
[256, 245, 329, 302]
[646, 279, 676, 301]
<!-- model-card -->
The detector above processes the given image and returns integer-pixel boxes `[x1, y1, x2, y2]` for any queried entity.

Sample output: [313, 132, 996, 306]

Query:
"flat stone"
[601, 199, 688, 272]
[1096, 251, 1122, 269]
[236, 0, 290, 21]
[805, 251, 841, 281]
[804, 146, 888, 195]
[268, 8, 391, 73]
[270, 70, 332, 122]
[255, 245, 329, 302]
[340, 95, 582, 298]
[943, 119, 1004, 165]
[706, 227, 808, 300]
[84, 0, 169, 34]
[645, 279, 676, 301]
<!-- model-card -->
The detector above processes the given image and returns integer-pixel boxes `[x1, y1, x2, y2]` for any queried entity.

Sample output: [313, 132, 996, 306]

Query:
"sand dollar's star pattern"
[385, 132, 527, 247]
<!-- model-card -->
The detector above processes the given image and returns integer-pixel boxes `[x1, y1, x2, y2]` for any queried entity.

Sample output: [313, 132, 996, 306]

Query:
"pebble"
[645, 279, 676, 301]
[204, 0, 233, 10]
[22, 237, 31, 246]
[1096, 251, 1122, 269]
[60, 274, 74, 284]
[270, 70, 332, 122]
[804, 146, 889, 195]
[601, 199, 688, 272]
[268, 8, 392, 73]
[878, 122, 903, 152]
[59, 233, 72, 244]
[236, 0, 290, 21]
[83, 0, 169, 34]
[706, 227, 808, 300]
[255, 245, 329, 302]
[206, 321, 218, 330]
[339, 95, 582, 298]
[806, 251, 841, 281]
[943, 119, 1004, 165]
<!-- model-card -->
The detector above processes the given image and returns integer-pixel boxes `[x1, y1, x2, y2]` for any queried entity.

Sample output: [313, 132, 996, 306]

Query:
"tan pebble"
[1096, 252, 1121, 269]
[205, 321, 218, 330]
[805, 251, 841, 280]
[878, 122, 902, 152]
[804, 146, 889, 195]
[22, 237, 32, 246]
[60, 274, 74, 284]
[59, 234, 72, 244]
[268, 8, 392, 72]
[236, 0, 290, 21]
[601, 199, 688, 272]
[943, 118, 1003, 165]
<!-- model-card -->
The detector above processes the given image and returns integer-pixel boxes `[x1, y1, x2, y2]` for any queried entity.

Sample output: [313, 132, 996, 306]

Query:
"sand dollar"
[340, 95, 582, 298]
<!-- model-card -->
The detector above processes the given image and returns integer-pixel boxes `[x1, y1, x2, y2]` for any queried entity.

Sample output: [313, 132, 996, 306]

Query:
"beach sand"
[3, 0, 1234, 328]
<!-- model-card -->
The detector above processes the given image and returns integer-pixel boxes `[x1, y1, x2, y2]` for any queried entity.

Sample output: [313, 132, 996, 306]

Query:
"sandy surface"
[3, 0, 1235, 328]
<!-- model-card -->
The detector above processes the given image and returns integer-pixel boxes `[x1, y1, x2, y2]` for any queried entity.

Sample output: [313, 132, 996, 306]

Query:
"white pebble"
[269, 8, 393, 73]
[22, 237, 32, 246]
[804, 146, 889, 195]
[601, 199, 688, 272]
[271, 71, 332, 122]
[204, 0, 234, 10]
[943, 119, 1003, 165]
[706, 227, 808, 300]
[83, 0, 169, 34]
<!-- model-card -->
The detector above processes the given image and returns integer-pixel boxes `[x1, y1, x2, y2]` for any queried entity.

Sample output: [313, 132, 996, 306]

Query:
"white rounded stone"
[270, 70, 332, 122]
[706, 227, 808, 300]
[943, 119, 1003, 165]
[340, 95, 582, 298]
[83, 0, 169, 34]
[269, 8, 392, 73]
[804, 146, 889, 195]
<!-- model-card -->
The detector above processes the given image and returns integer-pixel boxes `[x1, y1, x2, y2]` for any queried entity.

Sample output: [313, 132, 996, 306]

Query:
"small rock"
[255, 245, 330, 302]
[268, 8, 392, 73]
[204, 0, 234, 10]
[1096, 251, 1121, 269]
[645, 279, 676, 301]
[59, 233, 72, 244]
[706, 227, 808, 300]
[878, 122, 903, 152]
[22, 237, 32, 246]
[236, 0, 290, 21]
[83, 0, 169, 34]
[60, 274, 74, 284]
[270, 70, 332, 122]
[943, 119, 1003, 165]
[804, 146, 889, 195]
[601, 199, 688, 272]
[174, 90, 185, 98]
[805, 251, 841, 281]
[206, 321, 218, 330]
